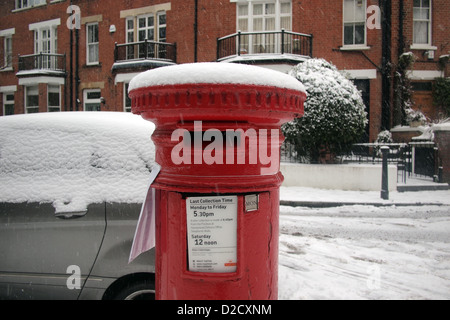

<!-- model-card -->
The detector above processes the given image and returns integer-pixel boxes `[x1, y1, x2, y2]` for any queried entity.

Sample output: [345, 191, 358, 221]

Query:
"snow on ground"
[278, 187, 450, 300]
[280, 184, 450, 206]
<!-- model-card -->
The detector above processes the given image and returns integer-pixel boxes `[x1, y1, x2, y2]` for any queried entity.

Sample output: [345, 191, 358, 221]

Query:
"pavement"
[279, 176, 450, 208]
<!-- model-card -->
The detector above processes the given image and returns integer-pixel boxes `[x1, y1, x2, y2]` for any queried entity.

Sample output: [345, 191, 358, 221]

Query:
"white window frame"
[30, 19, 60, 69]
[4, 36, 13, 69]
[125, 12, 168, 43]
[47, 84, 61, 112]
[34, 27, 58, 69]
[125, 17, 135, 60]
[137, 14, 155, 59]
[157, 12, 167, 43]
[235, 0, 292, 54]
[29, 19, 60, 54]
[343, 0, 367, 49]
[137, 14, 155, 42]
[125, 11, 167, 59]
[2, 92, 15, 116]
[34, 27, 57, 55]
[15, 0, 46, 11]
[83, 89, 102, 112]
[25, 85, 39, 114]
[1, 28, 15, 71]
[411, 0, 436, 50]
[236, 1, 292, 32]
[86, 22, 99, 65]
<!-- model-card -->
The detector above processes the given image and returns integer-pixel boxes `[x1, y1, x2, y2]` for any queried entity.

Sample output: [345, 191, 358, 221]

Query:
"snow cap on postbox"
[129, 62, 307, 126]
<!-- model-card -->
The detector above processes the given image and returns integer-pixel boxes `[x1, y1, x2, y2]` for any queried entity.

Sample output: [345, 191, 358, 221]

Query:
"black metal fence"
[217, 30, 313, 60]
[114, 40, 177, 63]
[18, 53, 66, 72]
[409, 142, 439, 178]
[282, 141, 440, 183]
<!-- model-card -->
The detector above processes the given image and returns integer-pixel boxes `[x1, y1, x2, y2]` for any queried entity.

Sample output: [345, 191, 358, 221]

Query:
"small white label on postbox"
[245, 194, 259, 212]
[186, 195, 238, 273]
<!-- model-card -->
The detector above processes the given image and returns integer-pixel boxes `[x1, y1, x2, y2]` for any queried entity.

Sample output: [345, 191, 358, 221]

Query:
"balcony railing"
[114, 40, 177, 64]
[217, 30, 313, 61]
[18, 53, 66, 73]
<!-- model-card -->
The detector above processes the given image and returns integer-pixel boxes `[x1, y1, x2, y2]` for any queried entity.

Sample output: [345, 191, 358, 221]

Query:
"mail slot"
[130, 62, 306, 300]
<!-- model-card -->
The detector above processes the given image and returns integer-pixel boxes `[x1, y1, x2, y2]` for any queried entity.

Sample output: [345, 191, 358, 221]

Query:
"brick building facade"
[1, 0, 449, 142]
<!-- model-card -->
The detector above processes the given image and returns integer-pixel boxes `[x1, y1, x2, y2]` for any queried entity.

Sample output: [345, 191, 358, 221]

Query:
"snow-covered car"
[0, 112, 156, 300]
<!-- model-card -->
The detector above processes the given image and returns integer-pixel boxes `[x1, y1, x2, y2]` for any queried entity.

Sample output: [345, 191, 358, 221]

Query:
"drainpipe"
[69, 1, 73, 111]
[381, 0, 392, 130]
[194, 0, 198, 62]
[75, 28, 80, 111]
[398, 0, 407, 125]
[398, 0, 405, 56]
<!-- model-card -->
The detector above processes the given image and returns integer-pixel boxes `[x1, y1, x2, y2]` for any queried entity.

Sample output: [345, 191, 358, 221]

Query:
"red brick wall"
[1, 0, 448, 143]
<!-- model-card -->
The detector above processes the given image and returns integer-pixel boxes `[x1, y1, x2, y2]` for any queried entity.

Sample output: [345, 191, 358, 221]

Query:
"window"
[158, 12, 167, 58]
[124, 83, 132, 112]
[125, 11, 167, 59]
[343, 0, 367, 46]
[3, 93, 14, 116]
[237, 1, 291, 32]
[16, 0, 46, 10]
[0, 28, 15, 70]
[4, 37, 12, 69]
[34, 27, 58, 69]
[138, 14, 155, 58]
[126, 18, 135, 60]
[158, 12, 167, 43]
[87, 23, 99, 65]
[411, 81, 433, 92]
[236, 1, 292, 54]
[413, 0, 431, 45]
[48, 85, 60, 112]
[84, 89, 101, 112]
[34, 27, 57, 54]
[26, 86, 39, 114]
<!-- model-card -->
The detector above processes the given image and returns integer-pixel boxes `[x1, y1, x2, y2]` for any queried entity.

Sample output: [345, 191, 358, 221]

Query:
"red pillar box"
[129, 63, 306, 300]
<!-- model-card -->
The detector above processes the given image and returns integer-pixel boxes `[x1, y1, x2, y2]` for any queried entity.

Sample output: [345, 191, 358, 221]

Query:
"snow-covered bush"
[283, 58, 368, 162]
[405, 108, 427, 125]
[376, 130, 393, 144]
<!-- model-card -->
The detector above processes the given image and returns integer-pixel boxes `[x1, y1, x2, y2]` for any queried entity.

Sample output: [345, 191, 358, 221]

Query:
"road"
[278, 204, 450, 300]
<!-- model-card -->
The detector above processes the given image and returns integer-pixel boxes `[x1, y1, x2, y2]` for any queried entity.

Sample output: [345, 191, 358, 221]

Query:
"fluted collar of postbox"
[128, 62, 306, 126]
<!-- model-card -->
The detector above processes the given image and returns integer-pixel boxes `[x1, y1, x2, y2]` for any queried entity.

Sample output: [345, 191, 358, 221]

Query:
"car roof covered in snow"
[0, 112, 155, 213]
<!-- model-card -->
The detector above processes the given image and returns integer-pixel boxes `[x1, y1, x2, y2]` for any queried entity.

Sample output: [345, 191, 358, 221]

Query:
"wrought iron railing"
[217, 29, 313, 60]
[18, 53, 66, 72]
[282, 140, 442, 183]
[114, 40, 177, 63]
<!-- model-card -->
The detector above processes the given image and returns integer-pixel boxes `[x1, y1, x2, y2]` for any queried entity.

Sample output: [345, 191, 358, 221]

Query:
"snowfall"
[1, 111, 449, 300]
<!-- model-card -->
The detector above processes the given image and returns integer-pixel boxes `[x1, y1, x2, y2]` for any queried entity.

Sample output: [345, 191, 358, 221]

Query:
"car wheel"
[113, 280, 156, 300]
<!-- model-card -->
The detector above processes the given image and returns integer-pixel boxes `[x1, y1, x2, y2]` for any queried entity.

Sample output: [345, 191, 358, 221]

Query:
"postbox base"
[155, 189, 279, 300]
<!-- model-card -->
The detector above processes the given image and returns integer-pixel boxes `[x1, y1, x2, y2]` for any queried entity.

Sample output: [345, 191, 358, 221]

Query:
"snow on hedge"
[0, 112, 155, 213]
[129, 62, 306, 93]
[283, 58, 368, 160]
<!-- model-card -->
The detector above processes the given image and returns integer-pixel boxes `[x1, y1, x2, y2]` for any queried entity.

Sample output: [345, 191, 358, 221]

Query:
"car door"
[0, 202, 106, 300]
